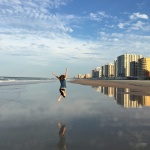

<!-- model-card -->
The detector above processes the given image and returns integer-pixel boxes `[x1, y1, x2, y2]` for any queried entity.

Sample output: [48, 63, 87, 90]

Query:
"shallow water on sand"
[0, 81, 150, 150]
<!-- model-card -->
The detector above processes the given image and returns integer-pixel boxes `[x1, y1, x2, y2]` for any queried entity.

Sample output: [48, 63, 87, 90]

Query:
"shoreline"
[69, 79, 150, 95]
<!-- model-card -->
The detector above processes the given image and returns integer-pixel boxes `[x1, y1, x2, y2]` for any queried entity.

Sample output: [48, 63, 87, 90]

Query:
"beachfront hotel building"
[92, 67, 102, 78]
[104, 63, 114, 77]
[130, 61, 138, 77]
[137, 57, 150, 79]
[85, 73, 91, 78]
[77, 74, 84, 78]
[114, 60, 118, 77]
[101, 65, 105, 77]
[117, 53, 142, 77]
[90, 53, 150, 79]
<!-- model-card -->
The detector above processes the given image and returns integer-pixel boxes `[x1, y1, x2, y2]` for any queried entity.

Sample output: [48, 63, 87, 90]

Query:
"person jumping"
[52, 68, 68, 102]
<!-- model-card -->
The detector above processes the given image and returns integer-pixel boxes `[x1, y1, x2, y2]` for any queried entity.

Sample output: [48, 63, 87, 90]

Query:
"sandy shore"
[70, 79, 150, 95]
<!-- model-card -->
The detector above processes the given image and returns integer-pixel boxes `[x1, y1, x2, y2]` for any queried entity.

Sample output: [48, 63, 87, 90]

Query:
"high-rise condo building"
[137, 57, 150, 78]
[92, 67, 102, 78]
[130, 61, 138, 77]
[114, 60, 118, 77]
[85, 73, 91, 78]
[101, 66, 105, 77]
[105, 63, 114, 77]
[117, 53, 142, 77]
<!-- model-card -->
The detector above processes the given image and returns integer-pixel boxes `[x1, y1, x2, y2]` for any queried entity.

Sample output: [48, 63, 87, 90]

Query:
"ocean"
[0, 76, 52, 86]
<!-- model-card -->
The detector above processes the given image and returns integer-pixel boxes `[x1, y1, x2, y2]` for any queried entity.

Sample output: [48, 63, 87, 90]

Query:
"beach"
[70, 79, 150, 95]
[1, 81, 150, 150]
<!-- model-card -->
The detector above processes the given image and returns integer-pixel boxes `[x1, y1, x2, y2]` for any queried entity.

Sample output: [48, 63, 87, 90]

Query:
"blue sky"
[0, 0, 150, 78]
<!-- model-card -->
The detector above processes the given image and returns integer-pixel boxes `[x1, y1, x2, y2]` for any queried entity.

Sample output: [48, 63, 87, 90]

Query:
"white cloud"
[117, 13, 149, 31]
[0, 0, 74, 33]
[130, 12, 149, 20]
[98, 32, 150, 55]
[89, 11, 113, 21]
[0, 0, 150, 77]
[118, 23, 125, 29]
[131, 21, 145, 30]
[90, 13, 100, 21]
[97, 11, 109, 18]
[0, 0, 68, 9]
[1, 27, 150, 77]
[99, 32, 107, 36]
[143, 24, 150, 31]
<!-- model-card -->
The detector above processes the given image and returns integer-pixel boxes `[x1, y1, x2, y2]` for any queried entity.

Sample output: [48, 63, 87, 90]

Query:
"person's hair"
[59, 75, 65, 80]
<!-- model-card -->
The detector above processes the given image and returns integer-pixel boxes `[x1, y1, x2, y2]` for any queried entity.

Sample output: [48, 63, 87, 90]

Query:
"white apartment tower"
[105, 63, 114, 77]
[117, 53, 142, 77]
[92, 67, 102, 78]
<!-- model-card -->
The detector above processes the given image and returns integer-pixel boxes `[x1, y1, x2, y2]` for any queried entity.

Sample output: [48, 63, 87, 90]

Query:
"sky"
[0, 0, 150, 78]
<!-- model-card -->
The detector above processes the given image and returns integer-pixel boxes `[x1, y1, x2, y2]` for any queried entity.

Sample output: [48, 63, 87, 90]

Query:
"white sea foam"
[0, 77, 53, 86]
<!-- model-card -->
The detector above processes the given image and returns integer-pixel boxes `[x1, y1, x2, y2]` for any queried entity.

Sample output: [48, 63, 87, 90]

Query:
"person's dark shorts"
[59, 88, 65, 98]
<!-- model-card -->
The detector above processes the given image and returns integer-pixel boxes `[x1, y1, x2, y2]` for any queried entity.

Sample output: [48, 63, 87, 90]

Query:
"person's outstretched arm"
[52, 72, 59, 79]
[65, 68, 68, 79]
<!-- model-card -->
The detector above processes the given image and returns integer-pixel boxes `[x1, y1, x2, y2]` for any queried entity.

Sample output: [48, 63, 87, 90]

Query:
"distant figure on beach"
[57, 122, 67, 150]
[52, 68, 68, 102]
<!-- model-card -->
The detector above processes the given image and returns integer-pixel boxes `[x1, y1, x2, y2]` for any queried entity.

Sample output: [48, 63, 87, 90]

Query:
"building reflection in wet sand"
[92, 86, 150, 108]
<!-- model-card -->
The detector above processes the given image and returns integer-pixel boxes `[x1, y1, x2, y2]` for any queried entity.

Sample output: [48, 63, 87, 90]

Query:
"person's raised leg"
[58, 95, 62, 102]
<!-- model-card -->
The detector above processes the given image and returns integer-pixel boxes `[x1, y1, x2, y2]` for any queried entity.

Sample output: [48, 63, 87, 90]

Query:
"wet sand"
[1, 82, 150, 149]
[70, 79, 150, 95]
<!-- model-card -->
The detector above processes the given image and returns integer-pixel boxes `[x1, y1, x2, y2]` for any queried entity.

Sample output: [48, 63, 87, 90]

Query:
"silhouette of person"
[52, 68, 68, 102]
[57, 122, 67, 150]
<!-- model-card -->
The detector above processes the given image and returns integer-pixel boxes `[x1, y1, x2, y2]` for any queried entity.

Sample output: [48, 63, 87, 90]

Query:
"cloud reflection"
[1, 82, 150, 149]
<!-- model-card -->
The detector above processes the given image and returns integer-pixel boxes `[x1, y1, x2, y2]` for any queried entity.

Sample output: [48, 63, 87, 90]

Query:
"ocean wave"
[0, 77, 53, 86]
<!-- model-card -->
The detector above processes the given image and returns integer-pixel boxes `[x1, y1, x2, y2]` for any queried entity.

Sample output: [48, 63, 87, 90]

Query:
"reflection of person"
[58, 122, 66, 150]
[52, 68, 68, 102]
